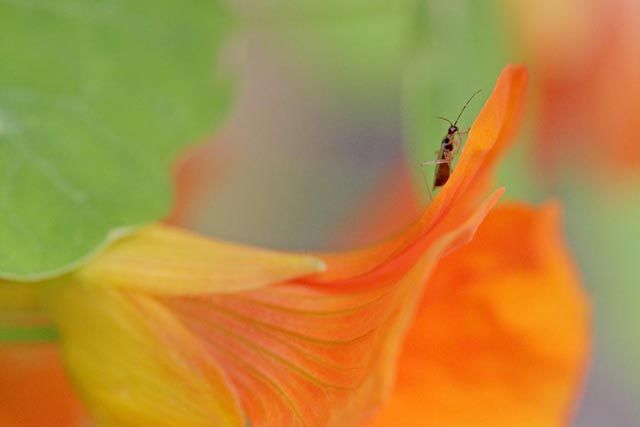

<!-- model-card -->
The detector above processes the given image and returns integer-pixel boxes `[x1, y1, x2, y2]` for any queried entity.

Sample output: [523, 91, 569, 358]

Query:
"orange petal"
[0, 344, 88, 427]
[316, 64, 528, 281]
[367, 203, 590, 427]
[508, 0, 640, 174]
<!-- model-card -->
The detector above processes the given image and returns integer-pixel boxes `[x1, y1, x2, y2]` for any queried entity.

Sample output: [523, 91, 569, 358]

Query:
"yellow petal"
[45, 226, 328, 427]
[77, 224, 326, 295]
[45, 280, 245, 427]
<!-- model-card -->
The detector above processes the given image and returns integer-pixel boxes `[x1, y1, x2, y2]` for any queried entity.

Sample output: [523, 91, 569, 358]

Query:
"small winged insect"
[421, 90, 481, 198]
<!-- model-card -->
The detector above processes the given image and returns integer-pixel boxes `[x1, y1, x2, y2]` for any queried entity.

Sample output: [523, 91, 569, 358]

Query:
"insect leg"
[452, 137, 461, 154]
[452, 130, 468, 155]
[420, 159, 449, 166]
[420, 159, 450, 201]
[419, 165, 434, 202]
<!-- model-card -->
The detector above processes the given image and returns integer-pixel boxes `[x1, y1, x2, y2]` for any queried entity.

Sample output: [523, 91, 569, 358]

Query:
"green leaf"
[0, 0, 231, 280]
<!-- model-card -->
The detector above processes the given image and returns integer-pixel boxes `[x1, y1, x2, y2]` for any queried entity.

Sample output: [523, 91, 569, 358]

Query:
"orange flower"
[507, 0, 640, 176]
[367, 202, 589, 427]
[24, 64, 588, 426]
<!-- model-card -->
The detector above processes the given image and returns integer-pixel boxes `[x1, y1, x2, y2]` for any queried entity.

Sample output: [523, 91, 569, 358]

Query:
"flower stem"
[0, 325, 58, 342]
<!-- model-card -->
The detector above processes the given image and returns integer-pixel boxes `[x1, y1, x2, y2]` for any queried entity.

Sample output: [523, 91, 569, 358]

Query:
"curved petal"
[76, 225, 326, 295]
[316, 64, 528, 281]
[152, 189, 503, 427]
[46, 65, 529, 427]
[367, 203, 590, 427]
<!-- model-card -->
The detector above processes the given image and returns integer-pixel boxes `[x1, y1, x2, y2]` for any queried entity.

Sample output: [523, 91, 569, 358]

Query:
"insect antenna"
[436, 116, 453, 126]
[452, 89, 481, 126]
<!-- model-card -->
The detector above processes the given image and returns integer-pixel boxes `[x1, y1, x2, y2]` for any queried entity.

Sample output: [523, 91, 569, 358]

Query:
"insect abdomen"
[433, 162, 451, 188]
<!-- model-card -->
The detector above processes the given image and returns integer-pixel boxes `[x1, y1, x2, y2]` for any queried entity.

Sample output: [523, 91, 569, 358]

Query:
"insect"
[421, 90, 481, 197]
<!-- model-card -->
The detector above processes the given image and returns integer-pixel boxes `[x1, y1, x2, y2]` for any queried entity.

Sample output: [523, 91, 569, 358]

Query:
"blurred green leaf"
[236, 0, 415, 110]
[0, 0, 231, 280]
[563, 180, 640, 389]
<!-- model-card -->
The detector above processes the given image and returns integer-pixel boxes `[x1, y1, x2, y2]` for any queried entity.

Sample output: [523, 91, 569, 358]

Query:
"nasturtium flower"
[8, 64, 587, 426]
[508, 0, 640, 175]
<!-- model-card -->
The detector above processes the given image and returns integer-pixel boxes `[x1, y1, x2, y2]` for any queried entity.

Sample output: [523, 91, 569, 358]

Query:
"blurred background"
[177, 0, 639, 425]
